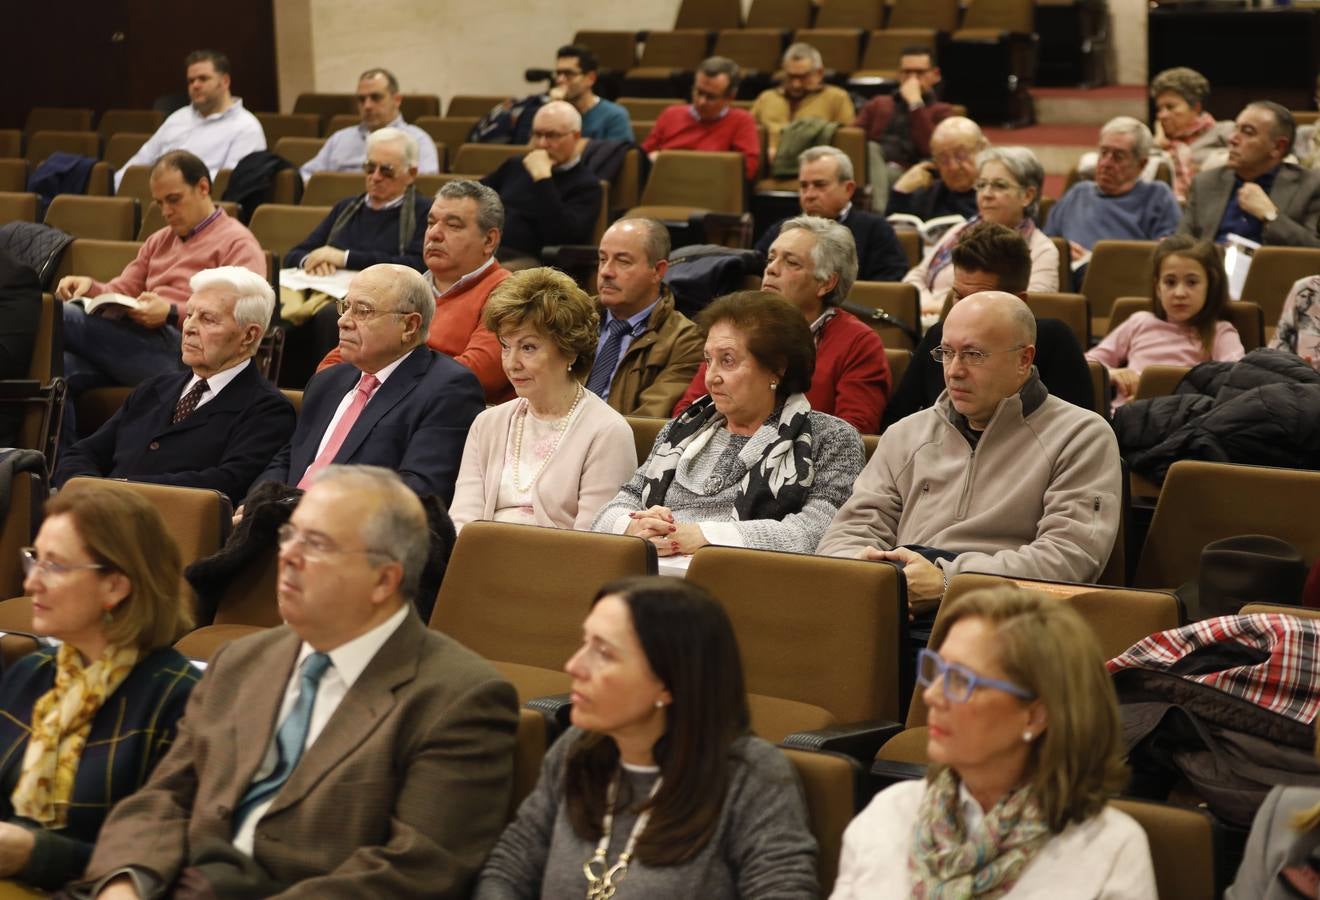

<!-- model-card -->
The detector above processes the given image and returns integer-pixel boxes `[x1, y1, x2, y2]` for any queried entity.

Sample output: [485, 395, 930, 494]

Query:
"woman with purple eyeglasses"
[830, 585, 1157, 898]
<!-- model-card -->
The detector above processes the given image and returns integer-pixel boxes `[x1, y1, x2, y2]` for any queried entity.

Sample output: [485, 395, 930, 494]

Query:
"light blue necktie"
[233, 651, 332, 828]
[586, 318, 632, 400]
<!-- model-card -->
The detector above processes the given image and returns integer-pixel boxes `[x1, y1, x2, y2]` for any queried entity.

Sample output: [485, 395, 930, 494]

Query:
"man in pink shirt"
[56, 150, 266, 434]
[642, 57, 761, 181]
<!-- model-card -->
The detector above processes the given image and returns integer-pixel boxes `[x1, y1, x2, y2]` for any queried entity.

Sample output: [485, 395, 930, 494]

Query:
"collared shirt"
[298, 114, 440, 182]
[312, 350, 410, 459]
[177, 358, 250, 412]
[594, 297, 659, 399]
[115, 98, 266, 189]
[836, 202, 854, 223]
[431, 255, 496, 300]
[185, 207, 223, 241]
[232, 603, 410, 854]
[688, 104, 731, 122]
[1216, 165, 1281, 244]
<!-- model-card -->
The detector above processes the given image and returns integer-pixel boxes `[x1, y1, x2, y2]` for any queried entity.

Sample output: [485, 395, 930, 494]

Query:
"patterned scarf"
[326, 183, 418, 256]
[1165, 112, 1219, 201]
[640, 393, 815, 522]
[925, 217, 1038, 290]
[908, 768, 1052, 899]
[11, 643, 140, 828]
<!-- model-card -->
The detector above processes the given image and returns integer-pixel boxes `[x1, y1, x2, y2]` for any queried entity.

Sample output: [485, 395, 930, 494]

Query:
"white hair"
[367, 126, 419, 168]
[188, 266, 273, 340]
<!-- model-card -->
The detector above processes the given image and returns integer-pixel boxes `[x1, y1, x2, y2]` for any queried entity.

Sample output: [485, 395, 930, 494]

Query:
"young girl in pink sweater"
[1087, 235, 1244, 406]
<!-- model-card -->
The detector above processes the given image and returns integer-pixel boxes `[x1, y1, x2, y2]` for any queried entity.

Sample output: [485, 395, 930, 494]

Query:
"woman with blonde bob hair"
[0, 481, 197, 891]
[450, 267, 637, 530]
[831, 586, 1157, 898]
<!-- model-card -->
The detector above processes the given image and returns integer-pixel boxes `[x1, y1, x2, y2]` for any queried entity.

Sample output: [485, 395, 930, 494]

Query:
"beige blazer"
[450, 390, 638, 530]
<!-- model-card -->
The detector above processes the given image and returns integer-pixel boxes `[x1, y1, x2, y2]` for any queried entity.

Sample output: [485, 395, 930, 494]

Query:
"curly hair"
[1149, 67, 1211, 108]
[484, 267, 600, 378]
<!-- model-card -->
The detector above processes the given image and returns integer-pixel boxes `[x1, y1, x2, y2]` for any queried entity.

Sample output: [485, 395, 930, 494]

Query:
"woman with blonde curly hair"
[450, 267, 637, 530]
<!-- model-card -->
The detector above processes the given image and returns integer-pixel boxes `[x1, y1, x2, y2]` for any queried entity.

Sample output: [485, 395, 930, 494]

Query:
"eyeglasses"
[531, 129, 572, 142]
[930, 345, 1025, 366]
[20, 547, 105, 580]
[974, 178, 1020, 194]
[361, 161, 401, 178]
[553, 68, 583, 80]
[334, 299, 407, 322]
[933, 149, 974, 166]
[276, 524, 393, 561]
[917, 648, 1035, 703]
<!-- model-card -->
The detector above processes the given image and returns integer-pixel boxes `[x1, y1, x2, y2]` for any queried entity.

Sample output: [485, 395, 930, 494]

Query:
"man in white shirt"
[299, 67, 440, 182]
[115, 50, 266, 189]
[82, 464, 519, 899]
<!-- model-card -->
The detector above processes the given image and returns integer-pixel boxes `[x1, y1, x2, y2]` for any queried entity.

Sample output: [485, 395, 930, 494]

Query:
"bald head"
[940, 292, 1037, 430]
[532, 101, 581, 165]
[929, 116, 985, 193]
[337, 264, 434, 372]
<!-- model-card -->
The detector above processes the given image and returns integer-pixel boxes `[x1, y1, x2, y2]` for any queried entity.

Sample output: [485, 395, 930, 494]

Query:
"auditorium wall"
[272, 0, 1148, 111]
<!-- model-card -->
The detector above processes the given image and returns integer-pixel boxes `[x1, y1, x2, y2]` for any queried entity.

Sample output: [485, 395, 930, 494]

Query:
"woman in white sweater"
[450, 268, 637, 530]
[831, 585, 1157, 899]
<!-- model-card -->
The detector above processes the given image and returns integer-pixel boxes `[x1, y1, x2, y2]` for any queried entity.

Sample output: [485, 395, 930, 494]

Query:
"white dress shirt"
[299, 114, 440, 181]
[231, 603, 410, 854]
[312, 350, 410, 459]
[177, 358, 250, 412]
[115, 99, 266, 188]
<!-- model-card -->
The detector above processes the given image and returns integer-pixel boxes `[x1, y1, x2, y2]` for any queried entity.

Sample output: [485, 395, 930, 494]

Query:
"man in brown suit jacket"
[81, 465, 519, 899]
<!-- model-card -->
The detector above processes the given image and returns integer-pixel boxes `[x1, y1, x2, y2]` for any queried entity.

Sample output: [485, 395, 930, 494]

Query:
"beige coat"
[602, 289, 704, 419]
[450, 390, 638, 530]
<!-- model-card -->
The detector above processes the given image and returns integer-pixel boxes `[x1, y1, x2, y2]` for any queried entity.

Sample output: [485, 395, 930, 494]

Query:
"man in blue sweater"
[1045, 116, 1181, 286]
[549, 44, 633, 142]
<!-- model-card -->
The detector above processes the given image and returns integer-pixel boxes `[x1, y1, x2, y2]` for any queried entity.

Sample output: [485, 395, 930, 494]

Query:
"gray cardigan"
[474, 728, 819, 899]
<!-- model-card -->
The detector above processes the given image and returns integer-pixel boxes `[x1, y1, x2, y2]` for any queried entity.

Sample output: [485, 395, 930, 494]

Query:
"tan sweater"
[752, 85, 856, 154]
[817, 379, 1121, 584]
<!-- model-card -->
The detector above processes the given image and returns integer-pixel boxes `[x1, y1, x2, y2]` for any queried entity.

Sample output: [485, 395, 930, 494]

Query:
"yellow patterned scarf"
[11, 643, 139, 828]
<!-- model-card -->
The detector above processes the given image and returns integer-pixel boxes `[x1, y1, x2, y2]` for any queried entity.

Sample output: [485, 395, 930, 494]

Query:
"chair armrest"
[869, 757, 927, 786]
[780, 719, 904, 766]
[690, 212, 752, 248]
[524, 692, 574, 735]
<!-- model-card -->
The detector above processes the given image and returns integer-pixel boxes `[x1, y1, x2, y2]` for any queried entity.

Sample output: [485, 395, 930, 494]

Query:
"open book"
[886, 212, 966, 245]
[1223, 234, 1261, 301]
[72, 292, 143, 319]
[279, 267, 357, 299]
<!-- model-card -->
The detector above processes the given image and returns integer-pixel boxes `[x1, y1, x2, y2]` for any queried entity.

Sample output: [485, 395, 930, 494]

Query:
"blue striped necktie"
[587, 318, 632, 399]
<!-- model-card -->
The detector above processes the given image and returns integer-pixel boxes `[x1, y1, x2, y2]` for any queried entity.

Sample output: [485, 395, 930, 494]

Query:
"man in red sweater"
[673, 215, 891, 432]
[642, 56, 761, 181]
[317, 180, 512, 403]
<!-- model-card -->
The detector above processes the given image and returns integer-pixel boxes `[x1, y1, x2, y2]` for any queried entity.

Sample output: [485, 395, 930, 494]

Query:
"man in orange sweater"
[316, 180, 512, 402]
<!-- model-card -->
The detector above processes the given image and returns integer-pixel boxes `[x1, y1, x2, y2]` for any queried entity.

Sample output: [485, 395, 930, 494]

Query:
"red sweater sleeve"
[672, 363, 708, 416]
[828, 319, 891, 434]
[731, 112, 761, 181]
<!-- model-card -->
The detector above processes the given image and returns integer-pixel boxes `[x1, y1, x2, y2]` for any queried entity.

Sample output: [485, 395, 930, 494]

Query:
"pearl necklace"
[512, 384, 584, 492]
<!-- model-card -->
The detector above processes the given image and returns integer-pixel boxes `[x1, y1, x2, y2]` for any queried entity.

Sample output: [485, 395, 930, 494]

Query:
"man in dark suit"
[1180, 101, 1320, 247]
[755, 146, 909, 282]
[54, 266, 294, 505]
[80, 465, 519, 899]
[252, 263, 484, 505]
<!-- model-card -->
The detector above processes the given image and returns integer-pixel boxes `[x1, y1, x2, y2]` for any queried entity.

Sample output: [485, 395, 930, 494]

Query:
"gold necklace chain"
[511, 383, 584, 493]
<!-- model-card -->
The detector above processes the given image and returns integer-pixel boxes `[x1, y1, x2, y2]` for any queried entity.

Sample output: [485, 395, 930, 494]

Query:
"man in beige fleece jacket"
[817, 292, 1121, 606]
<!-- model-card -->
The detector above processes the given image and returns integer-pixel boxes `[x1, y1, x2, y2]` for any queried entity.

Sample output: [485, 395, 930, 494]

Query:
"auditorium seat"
[97, 109, 164, 139]
[1087, 359, 1110, 418]
[1111, 798, 1221, 900]
[623, 30, 714, 97]
[137, 200, 240, 241]
[892, 227, 920, 267]
[885, 347, 911, 387]
[571, 30, 641, 73]
[846, 281, 921, 350]
[25, 130, 99, 167]
[814, 0, 882, 30]
[302, 172, 367, 206]
[627, 150, 746, 231]
[674, 0, 742, 30]
[1133, 460, 1320, 591]
[687, 546, 908, 756]
[781, 748, 860, 897]
[873, 573, 1181, 772]
[174, 624, 264, 662]
[450, 143, 529, 176]
[712, 30, 788, 81]
[790, 29, 862, 74]
[956, 0, 1033, 38]
[0, 159, 25, 195]
[271, 136, 326, 169]
[0, 192, 37, 226]
[254, 111, 321, 146]
[1240, 246, 1320, 339]
[102, 132, 150, 169]
[509, 708, 549, 820]
[24, 107, 93, 134]
[1079, 239, 1157, 336]
[618, 97, 677, 122]
[400, 94, 442, 121]
[446, 95, 511, 118]
[623, 415, 666, 464]
[1025, 292, 1090, 348]
[323, 113, 360, 137]
[745, 0, 815, 30]
[428, 521, 657, 705]
[852, 31, 919, 83]
[412, 117, 478, 161]
[1133, 364, 1190, 402]
[1049, 235, 1069, 291]
[1108, 296, 1265, 352]
[1241, 601, 1320, 619]
[115, 164, 153, 203]
[888, 0, 961, 32]
[248, 204, 333, 260]
[756, 126, 866, 195]
[44, 196, 138, 242]
[291, 93, 357, 134]
[0, 467, 46, 601]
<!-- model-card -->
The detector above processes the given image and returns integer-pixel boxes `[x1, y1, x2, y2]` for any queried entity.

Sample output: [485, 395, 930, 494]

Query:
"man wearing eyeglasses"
[855, 45, 954, 206]
[480, 100, 603, 262]
[280, 128, 432, 380]
[80, 465, 518, 900]
[642, 56, 760, 180]
[299, 67, 439, 181]
[548, 44, 633, 142]
[750, 43, 855, 164]
[819, 290, 1120, 609]
[887, 116, 985, 222]
[251, 264, 484, 506]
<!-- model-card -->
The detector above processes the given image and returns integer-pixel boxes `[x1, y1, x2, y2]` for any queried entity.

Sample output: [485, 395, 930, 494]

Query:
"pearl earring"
[769, 381, 778, 391]
[1022, 730, 1033, 743]
[654, 699, 665, 709]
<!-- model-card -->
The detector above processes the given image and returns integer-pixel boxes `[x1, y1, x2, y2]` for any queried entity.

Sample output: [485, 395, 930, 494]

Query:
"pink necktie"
[298, 372, 380, 488]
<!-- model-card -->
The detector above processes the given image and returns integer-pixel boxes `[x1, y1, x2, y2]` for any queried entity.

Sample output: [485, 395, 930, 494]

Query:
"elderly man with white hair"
[54, 266, 295, 505]
[1045, 116, 1182, 267]
[481, 100, 603, 262]
[819, 291, 1121, 608]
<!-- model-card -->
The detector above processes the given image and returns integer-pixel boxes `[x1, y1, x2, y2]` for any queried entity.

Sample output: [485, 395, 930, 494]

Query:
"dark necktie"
[586, 318, 632, 399]
[172, 379, 209, 424]
[233, 652, 332, 828]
